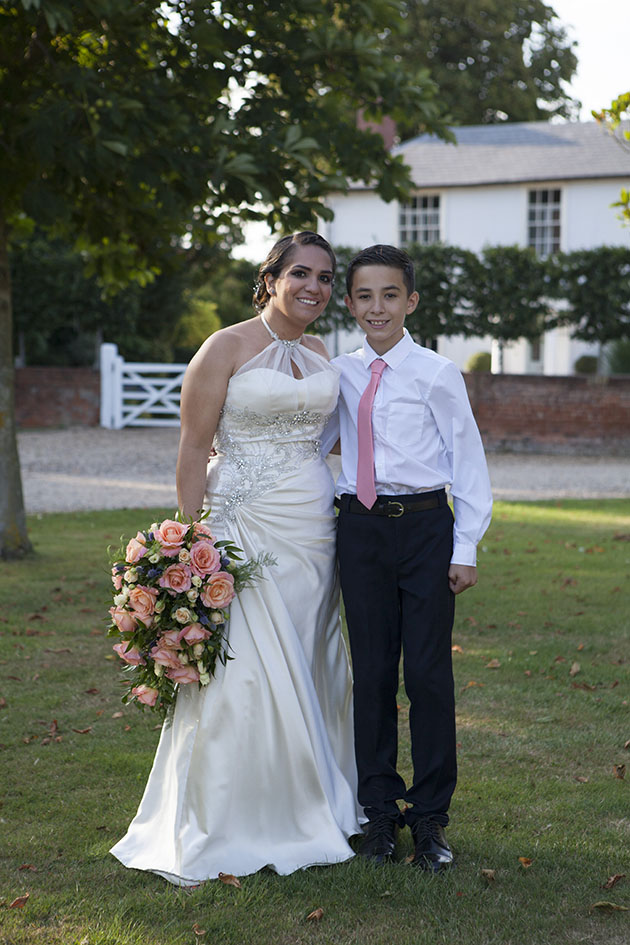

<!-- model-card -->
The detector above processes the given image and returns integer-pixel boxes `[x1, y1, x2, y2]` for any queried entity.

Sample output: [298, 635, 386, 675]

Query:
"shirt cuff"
[450, 542, 477, 567]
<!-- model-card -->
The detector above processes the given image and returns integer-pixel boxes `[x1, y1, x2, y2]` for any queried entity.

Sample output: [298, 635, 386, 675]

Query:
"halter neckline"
[260, 314, 303, 349]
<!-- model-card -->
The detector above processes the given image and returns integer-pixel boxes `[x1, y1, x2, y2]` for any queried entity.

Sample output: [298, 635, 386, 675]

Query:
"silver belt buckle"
[386, 501, 404, 518]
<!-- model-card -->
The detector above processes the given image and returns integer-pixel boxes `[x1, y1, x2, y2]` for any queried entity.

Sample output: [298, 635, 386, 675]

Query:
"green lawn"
[1, 501, 629, 945]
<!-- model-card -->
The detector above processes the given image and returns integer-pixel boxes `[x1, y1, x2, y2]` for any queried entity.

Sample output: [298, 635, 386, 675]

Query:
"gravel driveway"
[17, 427, 630, 514]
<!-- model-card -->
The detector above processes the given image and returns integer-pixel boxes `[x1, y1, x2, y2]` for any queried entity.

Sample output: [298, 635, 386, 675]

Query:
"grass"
[1, 500, 629, 945]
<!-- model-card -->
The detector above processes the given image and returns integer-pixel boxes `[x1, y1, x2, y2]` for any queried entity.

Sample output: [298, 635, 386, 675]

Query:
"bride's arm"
[176, 331, 238, 519]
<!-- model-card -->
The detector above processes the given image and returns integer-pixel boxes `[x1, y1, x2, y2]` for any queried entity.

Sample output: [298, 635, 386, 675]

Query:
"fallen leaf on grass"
[577, 643, 584, 651]
[0, 698, 6, 709]
[485, 659, 501, 669]
[554, 655, 566, 663]
[18, 865, 37, 872]
[218, 872, 241, 888]
[460, 680, 484, 693]
[589, 901, 628, 914]
[481, 869, 496, 882]
[452, 644, 463, 654]
[574, 776, 589, 783]
[624, 740, 630, 751]
[569, 662, 580, 677]
[85, 688, 99, 695]
[72, 728, 92, 735]
[111, 711, 124, 719]
[307, 908, 324, 922]
[613, 764, 626, 780]
[192, 923, 206, 936]
[603, 874, 625, 890]
[518, 857, 533, 868]
[9, 893, 30, 908]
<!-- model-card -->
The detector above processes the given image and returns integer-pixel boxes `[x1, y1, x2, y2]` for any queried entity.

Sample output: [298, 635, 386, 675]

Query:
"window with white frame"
[399, 195, 440, 246]
[528, 188, 561, 256]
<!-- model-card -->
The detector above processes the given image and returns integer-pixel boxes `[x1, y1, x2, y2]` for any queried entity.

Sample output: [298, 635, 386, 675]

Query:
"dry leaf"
[9, 893, 30, 908]
[486, 659, 501, 669]
[72, 728, 92, 735]
[18, 865, 37, 872]
[603, 874, 625, 890]
[307, 908, 324, 922]
[624, 740, 630, 751]
[518, 857, 533, 868]
[85, 688, 99, 695]
[589, 901, 629, 914]
[460, 680, 484, 693]
[192, 923, 206, 936]
[481, 868, 496, 882]
[452, 644, 464, 654]
[524, 670, 532, 677]
[577, 643, 584, 651]
[568, 662, 580, 677]
[613, 764, 626, 780]
[218, 872, 242, 888]
[574, 776, 589, 783]
[111, 711, 124, 719]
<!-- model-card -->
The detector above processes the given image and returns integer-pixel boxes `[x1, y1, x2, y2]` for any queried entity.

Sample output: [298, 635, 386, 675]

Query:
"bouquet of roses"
[107, 513, 273, 720]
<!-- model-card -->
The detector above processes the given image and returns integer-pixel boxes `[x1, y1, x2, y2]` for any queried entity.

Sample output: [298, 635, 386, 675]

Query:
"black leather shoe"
[411, 819, 453, 871]
[359, 813, 398, 863]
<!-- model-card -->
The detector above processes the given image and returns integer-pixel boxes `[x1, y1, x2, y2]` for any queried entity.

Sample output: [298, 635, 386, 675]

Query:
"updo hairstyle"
[252, 231, 336, 313]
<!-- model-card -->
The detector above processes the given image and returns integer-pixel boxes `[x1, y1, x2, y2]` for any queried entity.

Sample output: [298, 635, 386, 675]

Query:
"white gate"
[100, 343, 187, 429]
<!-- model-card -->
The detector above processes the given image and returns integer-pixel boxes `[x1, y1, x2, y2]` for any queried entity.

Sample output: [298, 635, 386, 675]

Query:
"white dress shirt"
[323, 330, 492, 566]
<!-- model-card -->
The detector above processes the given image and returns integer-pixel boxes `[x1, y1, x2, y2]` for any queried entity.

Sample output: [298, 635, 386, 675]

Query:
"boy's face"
[345, 265, 419, 355]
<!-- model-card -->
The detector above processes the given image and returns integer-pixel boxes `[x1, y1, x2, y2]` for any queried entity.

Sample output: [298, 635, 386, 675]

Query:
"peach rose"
[166, 664, 200, 684]
[200, 572, 235, 609]
[131, 684, 159, 706]
[159, 563, 192, 595]
[113, 642, 146, 666]
[193, 522, 215, 541]
[153, 519, 190, 557]
[159, 628, 185, 648]
[128, 585, 159, 625]
[181, 622, 212, 645]
[111, 566, 123, 591]
[190, 540, 221, 578]
[125, 532, 147, 564]
[151, 644, 183, 670]
[109, 605, 137, 634]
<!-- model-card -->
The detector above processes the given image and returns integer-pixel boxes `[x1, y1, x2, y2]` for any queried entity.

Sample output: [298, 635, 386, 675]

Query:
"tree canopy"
[593, 91, 630, 224]
[0, 0, 452, 557]
[390, 0, 579, 134]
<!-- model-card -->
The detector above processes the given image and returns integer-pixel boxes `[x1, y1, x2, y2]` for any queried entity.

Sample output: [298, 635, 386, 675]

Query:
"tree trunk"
[0, 214, 33, 558]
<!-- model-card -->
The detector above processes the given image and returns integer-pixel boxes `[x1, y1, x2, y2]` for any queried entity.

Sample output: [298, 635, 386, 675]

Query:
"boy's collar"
[362, 329, 413, 369]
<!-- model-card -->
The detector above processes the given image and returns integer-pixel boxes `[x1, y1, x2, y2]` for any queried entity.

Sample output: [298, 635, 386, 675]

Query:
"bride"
[110, 231, 363, 884]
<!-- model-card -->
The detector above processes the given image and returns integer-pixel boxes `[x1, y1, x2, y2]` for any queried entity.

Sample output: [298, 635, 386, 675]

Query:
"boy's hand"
[448, 564, 477, 595]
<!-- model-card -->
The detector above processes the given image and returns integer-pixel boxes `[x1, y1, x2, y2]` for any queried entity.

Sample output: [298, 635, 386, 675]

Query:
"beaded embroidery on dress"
[111, 333, 362, 884]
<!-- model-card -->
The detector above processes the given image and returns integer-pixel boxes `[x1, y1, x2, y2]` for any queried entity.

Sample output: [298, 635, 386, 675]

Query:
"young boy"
[331, 244, 492, 869]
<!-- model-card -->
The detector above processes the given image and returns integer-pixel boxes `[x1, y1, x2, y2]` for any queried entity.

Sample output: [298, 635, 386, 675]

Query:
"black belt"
[335, 489, 446, 517]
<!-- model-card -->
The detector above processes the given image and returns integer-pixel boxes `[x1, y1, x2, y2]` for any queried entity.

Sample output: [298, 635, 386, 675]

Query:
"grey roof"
[388, 120, 630, 189]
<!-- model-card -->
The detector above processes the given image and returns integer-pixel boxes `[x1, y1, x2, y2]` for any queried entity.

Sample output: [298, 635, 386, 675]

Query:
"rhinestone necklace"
[260, 314, 303, 349]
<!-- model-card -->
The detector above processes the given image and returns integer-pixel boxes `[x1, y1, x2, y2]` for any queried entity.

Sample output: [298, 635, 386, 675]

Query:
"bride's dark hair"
[252, 231, 336, 313]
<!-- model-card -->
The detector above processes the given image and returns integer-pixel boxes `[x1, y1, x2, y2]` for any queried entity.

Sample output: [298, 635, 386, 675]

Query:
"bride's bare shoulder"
[188, 320, 259, 375]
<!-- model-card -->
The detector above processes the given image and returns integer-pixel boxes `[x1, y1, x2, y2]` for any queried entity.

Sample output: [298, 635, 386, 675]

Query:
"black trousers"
[337, 490, 456, 827]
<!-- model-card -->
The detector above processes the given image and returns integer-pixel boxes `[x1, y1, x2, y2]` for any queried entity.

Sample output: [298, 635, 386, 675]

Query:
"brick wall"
[14, 366, 630, 455]
[465, 373, 630, 455]
[15, 367, 100, 428]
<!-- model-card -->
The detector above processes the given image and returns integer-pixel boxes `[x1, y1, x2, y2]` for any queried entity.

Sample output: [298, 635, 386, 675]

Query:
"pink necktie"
[356, 358, 386, 509]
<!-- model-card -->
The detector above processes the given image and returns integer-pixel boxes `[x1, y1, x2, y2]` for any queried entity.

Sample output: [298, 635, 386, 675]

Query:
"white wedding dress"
[110, 332, 363, 884]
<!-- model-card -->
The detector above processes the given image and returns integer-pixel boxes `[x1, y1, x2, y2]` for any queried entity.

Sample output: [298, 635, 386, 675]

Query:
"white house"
[321, 120, 630, 374]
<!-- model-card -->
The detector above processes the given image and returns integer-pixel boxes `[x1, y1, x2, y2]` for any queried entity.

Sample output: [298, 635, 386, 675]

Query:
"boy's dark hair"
[345, 244, 415, 297]
[253, 231, 336, 312]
